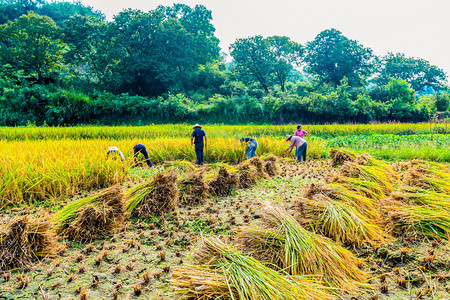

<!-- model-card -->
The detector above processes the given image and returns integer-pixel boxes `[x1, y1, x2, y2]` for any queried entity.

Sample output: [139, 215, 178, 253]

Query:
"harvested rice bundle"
[0, 213, 63, 271]
[260, 153, 281, 177]
[126, 172, 178, 217]
[248, 157, 270, 179]
[385, 203, 450, 240]
[208, 167, 238, 197]
[238, 206, 367, 292]
[54, 185, 125, 241]
[329, 175, 387, 199]
[303, 182, 379, 219]
[171, 235, 332, 300]
[329, 148, 357, 167]
[163, 160, 197, 174]
[177, 171, 208, 205]
[390, 186, 450, 207]
[237, 163, 258, 189]
[402, 163, 450, 193]
[338, 162, 394, 194]
[295, 196, 386, 246]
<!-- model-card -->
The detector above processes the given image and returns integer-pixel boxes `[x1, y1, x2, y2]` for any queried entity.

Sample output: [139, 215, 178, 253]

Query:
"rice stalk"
[126, 172, 178, 217]
[296, 196, 386, 246]
[171, 235, 332, 300]
[238, 206, 367, 292]
[54, 184, 125, 241]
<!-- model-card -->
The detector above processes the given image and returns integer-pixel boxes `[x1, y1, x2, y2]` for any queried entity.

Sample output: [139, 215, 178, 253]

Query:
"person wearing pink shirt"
[294, 125, 308, 139]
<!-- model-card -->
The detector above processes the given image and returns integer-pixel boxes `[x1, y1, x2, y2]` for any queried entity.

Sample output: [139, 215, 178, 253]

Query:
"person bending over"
[133, 143, 152, 167]
[284, 135, 307, 162]
[240, 137, 257, 159]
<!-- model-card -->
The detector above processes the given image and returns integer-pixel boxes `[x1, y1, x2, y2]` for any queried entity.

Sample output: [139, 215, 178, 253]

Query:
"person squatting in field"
[294, 125, 308, 139]
[133, 143, 152, 167]
[284, 134, 307, 162]
[240, 137, 258, 159]
[191, 123, 207, 165]
[107, 146, 125, 161]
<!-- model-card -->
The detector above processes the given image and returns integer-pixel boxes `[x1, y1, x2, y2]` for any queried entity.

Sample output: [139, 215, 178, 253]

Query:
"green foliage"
[376, 53, 447, 92]
[230, 35, 303, 93]
[305, 28, 374, 86]
[436, 92, 450, 111]
[0, 12, 64, 81]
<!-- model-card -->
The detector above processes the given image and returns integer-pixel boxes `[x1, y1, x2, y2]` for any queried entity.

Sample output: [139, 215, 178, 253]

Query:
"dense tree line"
[0, 0, 448, 126]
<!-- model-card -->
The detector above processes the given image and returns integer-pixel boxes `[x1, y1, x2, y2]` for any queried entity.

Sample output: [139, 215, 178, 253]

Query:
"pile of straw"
[0, 213, 63, 271]
[54, 184, 125, 241]
[261, 154, 281, 177]
[237, 163, 258, 189]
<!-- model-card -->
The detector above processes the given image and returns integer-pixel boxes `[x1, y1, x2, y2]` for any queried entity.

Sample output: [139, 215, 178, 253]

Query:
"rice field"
[0, 124, 450, 299]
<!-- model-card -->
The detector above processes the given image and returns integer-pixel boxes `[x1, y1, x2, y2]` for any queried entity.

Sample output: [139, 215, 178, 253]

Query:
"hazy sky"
[72, 0, 450, 79]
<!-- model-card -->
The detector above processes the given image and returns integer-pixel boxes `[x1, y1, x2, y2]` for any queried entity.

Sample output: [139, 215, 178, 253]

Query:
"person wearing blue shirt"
[240, 137, 257, 159]
[191, 123, 207, 165]
[133, 143, 152, 168]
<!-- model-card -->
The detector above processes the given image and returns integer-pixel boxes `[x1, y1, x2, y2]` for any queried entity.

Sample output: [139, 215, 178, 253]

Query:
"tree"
[375, 53, 447, 92]
[267, 36, 303, 92]
[0, 11, 64, 82]
[230, 35, 303, 93]
[64, 15, 115, 86]
[109, 5, 221, 96]
[230, 36, 273, 93]
[305, 28, 374, 86]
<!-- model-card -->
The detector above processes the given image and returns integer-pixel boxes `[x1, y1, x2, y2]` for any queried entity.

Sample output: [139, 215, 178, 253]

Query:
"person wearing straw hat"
[191, 124, 207, 165]
[284, 134, 307, 162]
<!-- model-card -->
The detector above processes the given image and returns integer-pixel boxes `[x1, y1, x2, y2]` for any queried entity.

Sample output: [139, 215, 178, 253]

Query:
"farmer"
[284, 135, 307, 162]
[294, 125, 308, 139]
[133, 143, 152, 168]
[191, 123, 207, 165]
[240, 137, 258, 159]
[106, 146, 125, 161]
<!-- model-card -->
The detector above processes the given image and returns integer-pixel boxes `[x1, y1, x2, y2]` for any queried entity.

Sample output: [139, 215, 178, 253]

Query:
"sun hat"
[285, 135, 293, 140]
[193, 123, 202, 129]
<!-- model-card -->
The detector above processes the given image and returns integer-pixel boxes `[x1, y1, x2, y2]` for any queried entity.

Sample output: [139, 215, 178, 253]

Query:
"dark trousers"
[133, 144, 152, 167]
[295, 142, 307, 162]
[195, 144, 204, 165]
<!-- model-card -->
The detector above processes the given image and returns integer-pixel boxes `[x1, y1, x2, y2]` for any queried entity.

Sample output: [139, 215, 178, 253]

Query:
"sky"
[72, 0, 450, 80]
